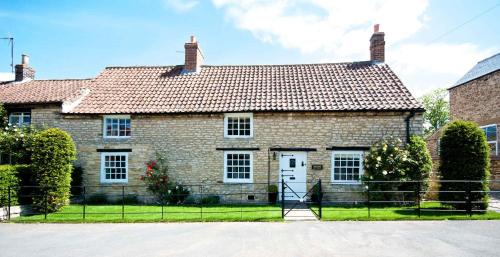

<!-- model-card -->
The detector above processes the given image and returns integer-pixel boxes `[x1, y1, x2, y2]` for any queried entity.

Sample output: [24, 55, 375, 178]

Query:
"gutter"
[404, 111, 416, 144]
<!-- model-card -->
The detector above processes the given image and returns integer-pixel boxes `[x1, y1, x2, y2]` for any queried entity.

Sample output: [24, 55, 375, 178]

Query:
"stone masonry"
[30, 106, 423, 202]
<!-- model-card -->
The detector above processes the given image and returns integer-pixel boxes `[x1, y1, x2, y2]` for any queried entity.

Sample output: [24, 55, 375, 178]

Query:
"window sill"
[103, 136, 131, 140]
[223, 181, 253, 184]
[331, 181, 362, 185]
[100, 181, 129, 185]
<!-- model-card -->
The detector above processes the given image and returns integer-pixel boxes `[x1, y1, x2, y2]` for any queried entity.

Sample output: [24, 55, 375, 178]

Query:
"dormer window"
[224, 113, 253, 138]
[103, 115, 131, 138]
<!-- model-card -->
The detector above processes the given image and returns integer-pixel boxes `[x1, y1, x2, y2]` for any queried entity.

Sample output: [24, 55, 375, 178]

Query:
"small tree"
[0, 103, 8, 129]
[31, 128, 76, 212]
[420, 89, 449, 135]
[439, 120, 490, 210]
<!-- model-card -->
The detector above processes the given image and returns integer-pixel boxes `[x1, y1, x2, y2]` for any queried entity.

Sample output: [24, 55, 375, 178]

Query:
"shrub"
[31, 128, 77, 212]
[0, 103, 8, 129]
[267, 185, 278, 193]
[85, 193, 108, 205]
[165, 184, 190, 204]
[201, 195, 220, 205]
[0, 165, 20, 206]
[0, 125, 37, 164]
[402, 135, 432, 192]
[439, 120, 490, 210]
[140, 155, 190, 204]
[363, 137, 409, 201]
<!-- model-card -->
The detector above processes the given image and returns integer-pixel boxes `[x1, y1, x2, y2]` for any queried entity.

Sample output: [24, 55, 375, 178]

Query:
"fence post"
[366, 184, 371, 218]
[318, 179, 322, 220]
[281, 178, 285, 219]
[415, 181, 421, 218]
[121, 186, 125, 220]
[240, 183, 243, 220]
[83, 186, 86, 220]
[466, 180, 472, 217]
[200, 185, 203, 220]
[44, 188, 48, 220]
[8, 186, 11, 220]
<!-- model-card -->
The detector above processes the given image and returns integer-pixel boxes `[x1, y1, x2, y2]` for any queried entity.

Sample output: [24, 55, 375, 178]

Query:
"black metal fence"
[1, 180, 499, 221]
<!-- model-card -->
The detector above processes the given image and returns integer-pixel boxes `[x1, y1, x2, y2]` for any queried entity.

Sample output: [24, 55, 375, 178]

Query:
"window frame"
[103, 115, 131, 139]
[8, 111, 31, 127]
[100, 152, 129, 184]
[480, 124, 498, 156]
[331, 150, 364, 185]
[223, 113, 253, 138]
[223, 151, 253, 183]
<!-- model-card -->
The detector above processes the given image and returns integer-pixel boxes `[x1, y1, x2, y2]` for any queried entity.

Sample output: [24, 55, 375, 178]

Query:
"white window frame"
[103, 115, 131, 139]
[8, 111, 31, 126]
[480, 124, 498, 156]
[100, 152, 129, 183]
[224, 113, 253, 138]
[223, 151, 253, 183]
[331, 150, 364, 184]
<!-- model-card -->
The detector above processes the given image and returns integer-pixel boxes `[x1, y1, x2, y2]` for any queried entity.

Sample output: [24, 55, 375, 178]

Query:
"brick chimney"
[370, 24, 385, 62]
[183, 35, 204, 73]
[15, 54, 35, 81]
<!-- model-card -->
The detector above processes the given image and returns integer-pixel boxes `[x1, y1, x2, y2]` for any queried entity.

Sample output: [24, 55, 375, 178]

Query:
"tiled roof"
[69, 62, 423, 114]
[451, 53, 500, 89]
[0, 79, 91, 104]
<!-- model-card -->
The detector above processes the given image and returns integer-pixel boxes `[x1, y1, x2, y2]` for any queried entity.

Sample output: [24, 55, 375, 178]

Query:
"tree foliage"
[439, 120, 490, 210]
[31, 128, 76, 212]
[420, 89, 449, 135]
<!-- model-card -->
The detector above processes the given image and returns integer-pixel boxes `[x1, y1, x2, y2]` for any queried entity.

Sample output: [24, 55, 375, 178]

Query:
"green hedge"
[0, 165, 19, 206]
[0, 164, 33, 206]
[439, 120, 490, 210]
[31, 128, 76, 212]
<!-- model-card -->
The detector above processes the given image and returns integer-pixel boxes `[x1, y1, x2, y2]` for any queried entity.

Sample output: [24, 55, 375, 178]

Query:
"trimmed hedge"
[31, 128, 76, 212]
[404, 135, 432, 191]
[439, 120, 490, 210]
[0, 164, 33, 206]
[0, 165, 20, 206]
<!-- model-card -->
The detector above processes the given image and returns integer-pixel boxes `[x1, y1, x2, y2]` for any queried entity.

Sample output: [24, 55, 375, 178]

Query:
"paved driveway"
[1, 221, 499, 257]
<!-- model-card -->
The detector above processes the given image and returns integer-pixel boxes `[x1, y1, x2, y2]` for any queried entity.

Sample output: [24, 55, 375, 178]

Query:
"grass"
[11, 203, 500, 223]
[13, 204, 283, 223]
[311, 202, 500, 221]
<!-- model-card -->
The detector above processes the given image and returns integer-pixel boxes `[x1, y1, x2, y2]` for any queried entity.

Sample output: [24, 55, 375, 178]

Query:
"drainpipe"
[405, 111, 416, 144]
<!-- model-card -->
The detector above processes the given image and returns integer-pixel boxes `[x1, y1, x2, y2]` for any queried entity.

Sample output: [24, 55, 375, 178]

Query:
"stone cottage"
[426, 53, 500, 189]
[0, 26, 424, 202]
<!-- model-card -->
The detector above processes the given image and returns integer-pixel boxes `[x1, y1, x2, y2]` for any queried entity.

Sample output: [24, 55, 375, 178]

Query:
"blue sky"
[0, 0, 499, 96]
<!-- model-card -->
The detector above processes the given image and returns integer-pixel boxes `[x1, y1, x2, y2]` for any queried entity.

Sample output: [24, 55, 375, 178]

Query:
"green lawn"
[13, 204, 283, 223]
[311, 202, 500, 221]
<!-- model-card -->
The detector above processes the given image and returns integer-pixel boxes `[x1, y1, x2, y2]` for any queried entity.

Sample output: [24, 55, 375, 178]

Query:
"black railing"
[1, 180, 499, 221]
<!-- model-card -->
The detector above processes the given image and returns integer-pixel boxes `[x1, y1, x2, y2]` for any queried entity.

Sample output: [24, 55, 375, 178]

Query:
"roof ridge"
[33, 78, 93, 81]
[103, 61, 382, 70]
[478, 52, 500, 64]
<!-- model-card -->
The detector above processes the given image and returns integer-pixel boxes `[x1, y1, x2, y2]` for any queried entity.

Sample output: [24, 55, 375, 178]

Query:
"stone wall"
[29, 107, 424, 202]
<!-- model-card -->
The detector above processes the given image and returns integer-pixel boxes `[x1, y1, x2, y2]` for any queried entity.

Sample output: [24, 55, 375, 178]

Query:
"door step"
[284, 207, 319, 221]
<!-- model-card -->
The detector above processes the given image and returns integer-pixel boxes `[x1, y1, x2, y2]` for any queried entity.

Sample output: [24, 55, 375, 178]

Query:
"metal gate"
[281, 179, 322, 219]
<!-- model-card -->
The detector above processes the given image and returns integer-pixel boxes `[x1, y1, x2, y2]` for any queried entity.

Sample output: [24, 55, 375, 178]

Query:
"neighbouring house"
[426, 53, 500, 189]
[0, 26, 424, 202]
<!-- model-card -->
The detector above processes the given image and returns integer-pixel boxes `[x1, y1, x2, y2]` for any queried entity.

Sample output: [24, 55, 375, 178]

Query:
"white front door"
[279, 151, 307, 201]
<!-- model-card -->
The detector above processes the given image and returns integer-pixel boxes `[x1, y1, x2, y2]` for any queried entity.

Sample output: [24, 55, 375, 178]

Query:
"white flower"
[382, 170, 388, 176]
[175, 186, 179, 189]
[382, 144, 387, 151]
[376, 156, 381, 162]
[168, 190, 171, 194]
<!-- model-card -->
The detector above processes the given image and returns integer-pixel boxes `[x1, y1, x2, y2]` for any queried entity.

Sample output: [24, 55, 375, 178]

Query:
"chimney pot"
[190, 35, 197, 43]
[374, 24, 380, 33]
[22, 54, 29, 66]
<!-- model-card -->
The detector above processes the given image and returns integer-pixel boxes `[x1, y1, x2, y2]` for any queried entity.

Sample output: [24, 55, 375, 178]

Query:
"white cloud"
[164, 0, 199, 12]
[212, 0, 497, 96]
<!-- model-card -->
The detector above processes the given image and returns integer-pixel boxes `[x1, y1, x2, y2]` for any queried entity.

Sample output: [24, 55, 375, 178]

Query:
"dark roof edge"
[448, 68, 500, 90]
[64, 108, 425, 116]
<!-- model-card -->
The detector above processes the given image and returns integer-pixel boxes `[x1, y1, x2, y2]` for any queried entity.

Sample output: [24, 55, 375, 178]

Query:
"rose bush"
[141, 156, 189, 204]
